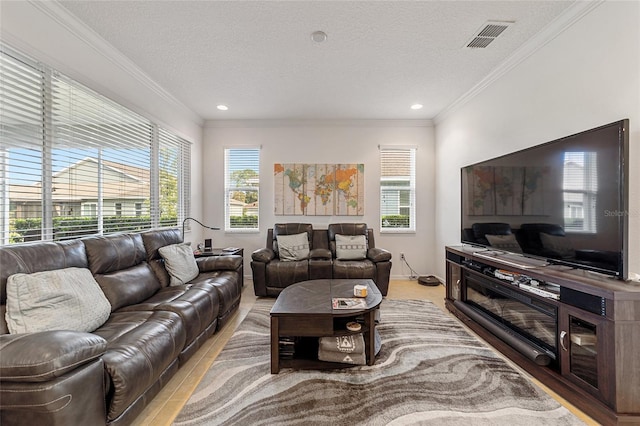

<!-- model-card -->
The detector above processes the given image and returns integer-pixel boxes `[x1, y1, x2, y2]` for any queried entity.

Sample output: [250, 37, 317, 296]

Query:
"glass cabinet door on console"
[446, 261, 462, 302]
[558, 306, 613, 406]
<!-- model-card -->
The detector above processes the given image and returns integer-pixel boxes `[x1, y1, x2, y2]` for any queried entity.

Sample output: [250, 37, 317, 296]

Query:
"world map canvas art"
[274, 163, 364, 216]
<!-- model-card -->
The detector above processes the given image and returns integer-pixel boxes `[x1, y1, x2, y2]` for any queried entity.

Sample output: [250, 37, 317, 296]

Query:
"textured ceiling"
[58, 1, 575, 121]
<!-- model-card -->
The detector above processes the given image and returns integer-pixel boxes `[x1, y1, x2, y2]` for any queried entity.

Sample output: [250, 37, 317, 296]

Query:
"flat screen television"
[461, 119, 629, 279]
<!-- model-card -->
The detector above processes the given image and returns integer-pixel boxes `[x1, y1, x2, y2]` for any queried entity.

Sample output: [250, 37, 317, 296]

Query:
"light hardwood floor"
[132, 279, 597, 425]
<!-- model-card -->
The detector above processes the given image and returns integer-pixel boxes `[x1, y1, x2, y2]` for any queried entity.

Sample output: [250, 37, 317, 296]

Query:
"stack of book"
[279, 337, 296, 359]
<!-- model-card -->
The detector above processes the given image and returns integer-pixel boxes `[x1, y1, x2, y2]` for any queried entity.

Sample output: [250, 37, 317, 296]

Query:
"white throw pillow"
[5, 267, 111, 334]
[159, 242, 199, 286]
[335, 234, 367, 260]
[277, 232, 310, 261]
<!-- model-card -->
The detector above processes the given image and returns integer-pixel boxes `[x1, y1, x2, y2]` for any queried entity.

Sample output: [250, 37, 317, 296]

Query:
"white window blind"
[224, 147, 259, 231]
[158, 128, 190, 228]
[0, 44, 191, 245]
[380, 147, 416, 232]
[51, 73, 153, 239]
[0, 48, 44, 244]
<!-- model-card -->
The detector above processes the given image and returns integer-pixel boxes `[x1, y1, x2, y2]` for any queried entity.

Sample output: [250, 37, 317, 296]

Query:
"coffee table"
[270, 278, 382, 374]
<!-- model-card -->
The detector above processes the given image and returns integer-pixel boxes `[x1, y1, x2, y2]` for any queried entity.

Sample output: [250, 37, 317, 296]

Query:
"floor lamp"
[182, 217, 220, 248]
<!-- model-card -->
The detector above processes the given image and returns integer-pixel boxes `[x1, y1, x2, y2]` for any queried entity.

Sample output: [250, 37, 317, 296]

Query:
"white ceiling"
[57, 0, 577, 121]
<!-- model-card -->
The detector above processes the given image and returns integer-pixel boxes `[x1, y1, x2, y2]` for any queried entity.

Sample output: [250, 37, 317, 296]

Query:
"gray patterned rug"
[174, 299, 583, 425]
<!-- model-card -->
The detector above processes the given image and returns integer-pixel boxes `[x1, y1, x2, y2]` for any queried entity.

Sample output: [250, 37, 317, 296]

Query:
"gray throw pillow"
[5, 267, 111, 334]
[486, 234, 523, 253]
[159, 242, 199, 286]
[277, 232, 310, 261]
[335, 234, 367, 260]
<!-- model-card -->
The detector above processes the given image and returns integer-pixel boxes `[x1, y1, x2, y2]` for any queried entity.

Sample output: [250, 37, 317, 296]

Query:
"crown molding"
[204, 119, 434, 129]
[28, 0, 203, 128]
[434, 0, 604, 125]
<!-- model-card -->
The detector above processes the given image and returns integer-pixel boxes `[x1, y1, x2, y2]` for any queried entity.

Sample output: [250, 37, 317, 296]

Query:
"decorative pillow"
[540, 233, 575, 258]
[158, 242, 199, 286]
[5, 267, 111, 334]
[335, 234, 367, 260]
[277, 232, 310, 261]
[486, 234, 523, 253]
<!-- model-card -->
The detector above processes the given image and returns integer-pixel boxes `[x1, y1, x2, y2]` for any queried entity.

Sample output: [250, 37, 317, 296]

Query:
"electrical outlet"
[400, 252, 405, 260]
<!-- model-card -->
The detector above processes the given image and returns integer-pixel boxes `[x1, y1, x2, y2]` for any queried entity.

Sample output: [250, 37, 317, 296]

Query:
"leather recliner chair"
[327, 223, 391, 295]
[251, 223, 392, 297]
[250, 223, 332, 297]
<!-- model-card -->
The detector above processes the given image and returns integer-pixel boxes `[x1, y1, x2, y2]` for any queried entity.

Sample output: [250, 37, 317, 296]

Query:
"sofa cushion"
[92, 310, 186, 422]
[159, 243, 199, 286]
[0, 330, 107, 382]
[191, 270, 242, 328]
[266, 260, 309, 288]
[117, 283, 220, 346]
[335, 234, 367, 260]
[333, 259, 376, 280]
[84, 234, 147, 275]
[5, 267, 111, 334]
[277, 232, 310, 261]
[141, 228, 183, 287]
[94, 263, 161, 311]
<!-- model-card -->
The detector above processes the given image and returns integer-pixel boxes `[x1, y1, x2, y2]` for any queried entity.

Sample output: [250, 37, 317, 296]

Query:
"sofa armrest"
[251, 248, 275, 263]
[197, 255, 242, 272]
[309, 248, 331, 260]
[0, 331, 107, 382]
[367, 247, 392, 263]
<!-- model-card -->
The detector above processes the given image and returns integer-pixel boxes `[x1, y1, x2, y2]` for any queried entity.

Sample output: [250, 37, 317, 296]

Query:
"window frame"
[224, 147, 260, 233]
[379, 146, 416, 233]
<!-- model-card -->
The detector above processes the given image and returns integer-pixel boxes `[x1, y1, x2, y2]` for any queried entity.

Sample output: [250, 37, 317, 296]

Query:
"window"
[380, 146, 416, 232]
[157, 128, 191, 228]
[563, 151, 597, 233]
[0, 45, 191, 245]
[224, 147, 260, 231]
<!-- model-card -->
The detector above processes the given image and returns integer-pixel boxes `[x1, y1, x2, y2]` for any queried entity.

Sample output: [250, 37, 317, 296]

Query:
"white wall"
[1, 1, 207, 242]
[203, 120, 436, 279]
[435, 1, 640, 279]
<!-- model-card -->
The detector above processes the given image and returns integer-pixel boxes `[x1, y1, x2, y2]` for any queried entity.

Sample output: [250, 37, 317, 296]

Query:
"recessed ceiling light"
[217, 105, 228, 111]
[411, 104, 423, 110]
[311, 31, 327, 43]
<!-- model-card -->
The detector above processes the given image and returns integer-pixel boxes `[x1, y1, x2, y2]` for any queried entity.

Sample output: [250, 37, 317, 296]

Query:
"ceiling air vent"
[466, 21, 513, 49]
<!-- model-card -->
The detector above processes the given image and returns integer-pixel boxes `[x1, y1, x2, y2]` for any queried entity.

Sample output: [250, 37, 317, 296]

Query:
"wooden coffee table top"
[270, 279, 382, 316]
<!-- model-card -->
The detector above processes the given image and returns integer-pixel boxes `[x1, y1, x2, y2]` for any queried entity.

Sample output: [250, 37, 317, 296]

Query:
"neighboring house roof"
[9, 157, 150, 202]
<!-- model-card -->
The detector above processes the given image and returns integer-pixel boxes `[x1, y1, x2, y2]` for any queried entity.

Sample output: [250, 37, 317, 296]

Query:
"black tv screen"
[461, 119, 629, 279]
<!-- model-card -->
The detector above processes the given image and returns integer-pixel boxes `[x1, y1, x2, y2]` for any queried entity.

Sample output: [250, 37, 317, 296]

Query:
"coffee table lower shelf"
[276, 334, 372, 371]
[271, 315, 377, 373]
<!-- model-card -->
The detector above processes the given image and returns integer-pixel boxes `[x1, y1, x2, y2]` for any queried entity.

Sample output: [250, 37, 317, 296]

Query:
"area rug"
[174, 299, 583, 425]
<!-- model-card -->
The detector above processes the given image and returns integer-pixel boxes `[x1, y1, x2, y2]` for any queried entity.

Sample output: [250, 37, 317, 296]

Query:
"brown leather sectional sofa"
[251, 223, 392, 297]
[0, 228, 243, 426]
